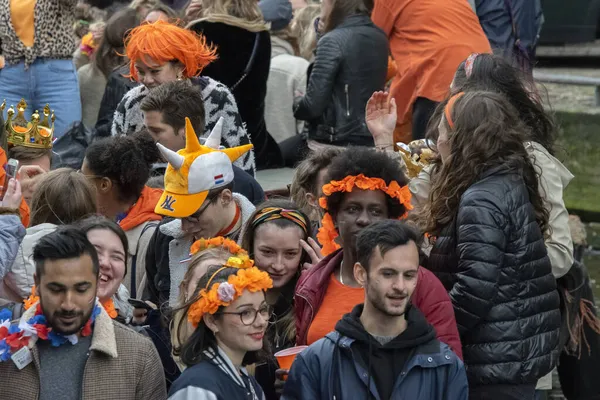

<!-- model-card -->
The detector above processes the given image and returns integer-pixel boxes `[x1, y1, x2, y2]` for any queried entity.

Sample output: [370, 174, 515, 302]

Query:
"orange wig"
[124, 21, 218, 81]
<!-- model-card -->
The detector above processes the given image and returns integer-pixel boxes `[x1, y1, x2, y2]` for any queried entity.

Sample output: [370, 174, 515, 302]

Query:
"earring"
[176, 72, 183, 81]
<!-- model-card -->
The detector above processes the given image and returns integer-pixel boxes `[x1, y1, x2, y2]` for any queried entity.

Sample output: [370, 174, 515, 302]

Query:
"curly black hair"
[85, 129, 161, 203]
[325, 147, 409, 219]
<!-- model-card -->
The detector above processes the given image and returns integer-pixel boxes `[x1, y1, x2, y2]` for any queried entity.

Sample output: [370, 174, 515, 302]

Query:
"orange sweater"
[372, 0, 491, 142]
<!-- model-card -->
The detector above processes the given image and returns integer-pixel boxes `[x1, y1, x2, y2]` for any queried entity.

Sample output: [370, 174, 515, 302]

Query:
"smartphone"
[127, 298, 154, 311]
[5, 159, 19, 180]
[1, 159, 19, 199]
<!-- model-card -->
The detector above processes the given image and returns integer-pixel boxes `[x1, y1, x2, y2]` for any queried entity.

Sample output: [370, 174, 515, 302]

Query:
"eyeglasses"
[219, 305, 272, 326]
[182, 194, 218, 223]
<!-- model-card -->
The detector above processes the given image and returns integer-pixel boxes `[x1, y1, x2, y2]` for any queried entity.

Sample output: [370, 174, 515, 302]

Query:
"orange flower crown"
[188, 237, 254, 269]
[316, 174, 413, 256]
[187, 264, 273, 328]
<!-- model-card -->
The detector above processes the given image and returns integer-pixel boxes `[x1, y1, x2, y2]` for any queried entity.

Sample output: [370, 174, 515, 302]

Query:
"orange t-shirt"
[306, 273, 365, 345]
[10, 0, 36, 48]
[371, 0, 492, 142]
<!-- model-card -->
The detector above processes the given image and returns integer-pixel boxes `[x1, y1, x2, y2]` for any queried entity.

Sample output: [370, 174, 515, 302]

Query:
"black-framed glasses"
[182, 191, 219, 223]
[219, 305, 272, 326]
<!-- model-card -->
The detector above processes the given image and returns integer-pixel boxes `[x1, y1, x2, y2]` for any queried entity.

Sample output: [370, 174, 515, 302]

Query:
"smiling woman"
[78, 216, 130, 321]
[240, 199, 310, 399]
[169, 265, 272, 400]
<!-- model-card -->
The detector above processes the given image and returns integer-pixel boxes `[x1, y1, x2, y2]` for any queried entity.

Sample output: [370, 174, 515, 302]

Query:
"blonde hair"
[30, 168, 97, 227]
[291, 4, 321, 61]
[170, 248, 231, 367]
[200, 0, 264, 23]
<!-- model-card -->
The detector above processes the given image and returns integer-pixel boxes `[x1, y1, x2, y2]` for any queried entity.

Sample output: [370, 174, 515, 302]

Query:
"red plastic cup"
[274, 346, 308, 379]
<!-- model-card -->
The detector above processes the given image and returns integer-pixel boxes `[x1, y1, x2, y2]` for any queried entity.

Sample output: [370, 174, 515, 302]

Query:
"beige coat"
[409, 141, 574, 278]
[0, 302, 167, 400]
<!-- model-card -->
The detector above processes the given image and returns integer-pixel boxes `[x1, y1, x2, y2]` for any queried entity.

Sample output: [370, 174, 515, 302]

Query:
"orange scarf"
[119, 186, 163, 231]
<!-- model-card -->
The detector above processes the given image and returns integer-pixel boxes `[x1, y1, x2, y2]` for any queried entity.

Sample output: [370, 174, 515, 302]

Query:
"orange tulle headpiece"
[124, 21, 217, 81]
[316, 174, 413, 256]
[187, 265, 273, 328]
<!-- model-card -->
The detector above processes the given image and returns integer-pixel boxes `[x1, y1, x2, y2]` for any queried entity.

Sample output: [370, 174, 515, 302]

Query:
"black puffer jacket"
[293, 14, 388, 146]
[426, 165, 561, 386]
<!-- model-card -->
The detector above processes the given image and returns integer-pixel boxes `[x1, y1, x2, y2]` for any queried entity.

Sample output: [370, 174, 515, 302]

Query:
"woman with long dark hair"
[422, 91, 561, 399]
[169, 263, 272, 399]
[241, 199, 311, 399]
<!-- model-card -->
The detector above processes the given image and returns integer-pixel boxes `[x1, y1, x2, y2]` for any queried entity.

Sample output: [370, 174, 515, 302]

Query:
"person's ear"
[305, 192, 318, 208]
[99, 177, 113, 194]
[354, 262, 367, 287]
[175, 62, 185, 80]
[177, 127, 185, 137]
[203, 313, 219, 334]
[220, 189, 233, 206]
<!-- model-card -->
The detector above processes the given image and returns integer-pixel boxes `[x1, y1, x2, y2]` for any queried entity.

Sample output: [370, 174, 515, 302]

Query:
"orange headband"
[444, 92, 465, 129]
[124, 21, 217, 81]
[316, 174, 413, 256]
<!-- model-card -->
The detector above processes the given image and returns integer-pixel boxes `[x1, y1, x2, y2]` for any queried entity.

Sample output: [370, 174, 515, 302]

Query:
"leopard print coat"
[0, 0, 78, 68]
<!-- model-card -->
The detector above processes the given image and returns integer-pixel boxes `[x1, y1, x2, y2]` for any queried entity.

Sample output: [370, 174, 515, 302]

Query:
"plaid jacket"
[0, 303, 167, 400]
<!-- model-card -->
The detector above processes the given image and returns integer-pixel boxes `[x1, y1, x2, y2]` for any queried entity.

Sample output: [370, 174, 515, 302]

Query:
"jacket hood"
[526, 141, 574, 188]
[119, 186, 163, 231]
[271, 35, 295, 58]
[335, 304, 436, 350]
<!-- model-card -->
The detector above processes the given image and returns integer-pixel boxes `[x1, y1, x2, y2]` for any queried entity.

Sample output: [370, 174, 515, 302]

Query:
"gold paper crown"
[1, 99, 55, 149]
[397, 140, 434, 179]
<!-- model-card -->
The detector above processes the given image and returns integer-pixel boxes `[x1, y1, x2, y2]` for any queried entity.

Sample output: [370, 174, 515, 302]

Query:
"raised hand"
[365, 91, 397, 148]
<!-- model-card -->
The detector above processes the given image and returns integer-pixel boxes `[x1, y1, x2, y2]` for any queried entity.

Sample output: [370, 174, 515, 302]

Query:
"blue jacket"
[0, 214, 25, 279]
[169, 347, 266, 400]
[282, 327, 467, 400]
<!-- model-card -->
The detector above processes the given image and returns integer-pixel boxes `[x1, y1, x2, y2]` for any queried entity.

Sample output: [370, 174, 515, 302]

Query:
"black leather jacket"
[293, 14, 388, 146]
[426, 165, 561, 386]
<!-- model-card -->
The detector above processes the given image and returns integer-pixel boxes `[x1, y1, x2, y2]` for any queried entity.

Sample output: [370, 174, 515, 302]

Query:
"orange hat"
[155, 118, 253, 218]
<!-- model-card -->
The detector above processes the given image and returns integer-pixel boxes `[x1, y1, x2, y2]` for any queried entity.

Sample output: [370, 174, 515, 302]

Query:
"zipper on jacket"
[344, 84, 350, 117]
[295, 292, 315, 343]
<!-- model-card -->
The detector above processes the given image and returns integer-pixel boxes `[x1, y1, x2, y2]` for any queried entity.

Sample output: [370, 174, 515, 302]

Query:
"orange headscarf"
[124, 21, 218, 81]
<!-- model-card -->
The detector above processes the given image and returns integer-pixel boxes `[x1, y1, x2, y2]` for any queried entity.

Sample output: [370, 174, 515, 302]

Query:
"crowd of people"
[0, 0, 598, 399]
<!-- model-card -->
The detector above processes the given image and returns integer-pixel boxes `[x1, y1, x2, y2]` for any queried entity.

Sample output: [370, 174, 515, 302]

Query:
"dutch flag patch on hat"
[214, 174, 224, 185]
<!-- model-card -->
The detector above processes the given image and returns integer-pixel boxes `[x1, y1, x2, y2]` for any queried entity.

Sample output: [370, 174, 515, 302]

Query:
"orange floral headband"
[316, 174, 413, 256]
[444, 92, 465, 129]
[187, 265, 273, 327]
[190, 237, 245, 257]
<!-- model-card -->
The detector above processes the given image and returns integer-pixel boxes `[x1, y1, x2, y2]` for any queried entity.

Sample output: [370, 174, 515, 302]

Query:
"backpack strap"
[130, 222, 159, 299]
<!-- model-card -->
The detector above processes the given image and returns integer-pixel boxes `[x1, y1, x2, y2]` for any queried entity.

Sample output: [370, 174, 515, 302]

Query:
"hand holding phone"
[1, 159, 19, 200]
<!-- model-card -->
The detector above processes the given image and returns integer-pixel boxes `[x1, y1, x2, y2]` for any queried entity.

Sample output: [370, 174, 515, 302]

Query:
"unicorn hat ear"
[184, 117, 202, 153]
[205, 117, 224, 149]
[156, 143, 184, 169]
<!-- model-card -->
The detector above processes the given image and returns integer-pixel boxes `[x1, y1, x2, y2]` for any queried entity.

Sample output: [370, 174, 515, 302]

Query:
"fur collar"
[21, 301, 118, 358]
